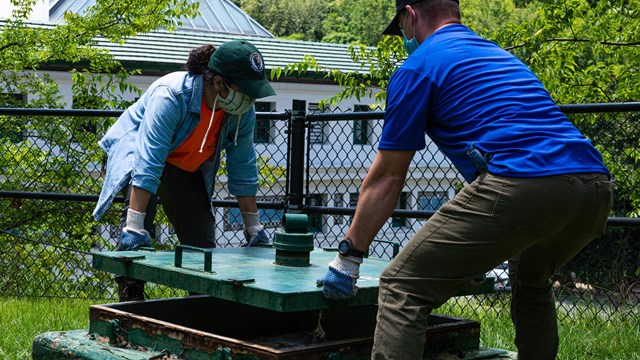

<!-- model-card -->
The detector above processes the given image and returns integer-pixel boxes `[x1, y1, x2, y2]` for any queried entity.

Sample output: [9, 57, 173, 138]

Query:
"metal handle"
[174, 245, 213, 272]
[371, 240, 401, 259]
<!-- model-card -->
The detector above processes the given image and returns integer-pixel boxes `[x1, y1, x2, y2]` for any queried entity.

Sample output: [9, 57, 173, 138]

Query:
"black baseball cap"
[207, 39, 276, 99]
[382, 0, 459, 36]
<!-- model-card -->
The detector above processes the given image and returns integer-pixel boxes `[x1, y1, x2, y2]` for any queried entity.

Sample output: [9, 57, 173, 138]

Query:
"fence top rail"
[0, 108, 124, 117]
[305, 110, 385, 121]
[1, 102, 639, 118]
[0, 108, 290, 120]
[558, 102, 640, 113]
[302, 102, 640, 122]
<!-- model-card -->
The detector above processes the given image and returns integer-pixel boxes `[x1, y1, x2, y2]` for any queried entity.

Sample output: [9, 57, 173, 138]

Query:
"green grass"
[1, 296, 639, 359]
[0, 297, 103, 360]
[438, 296, 640, 360]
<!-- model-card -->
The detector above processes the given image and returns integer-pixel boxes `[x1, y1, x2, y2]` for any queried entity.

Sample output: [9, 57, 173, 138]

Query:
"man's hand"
[241, 211, 270, 247]
[317, 253, 363, 300]
[116, 208, 152, 251]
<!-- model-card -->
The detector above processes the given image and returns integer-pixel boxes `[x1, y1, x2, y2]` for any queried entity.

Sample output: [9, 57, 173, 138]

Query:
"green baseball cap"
[207, 39, 276, 99]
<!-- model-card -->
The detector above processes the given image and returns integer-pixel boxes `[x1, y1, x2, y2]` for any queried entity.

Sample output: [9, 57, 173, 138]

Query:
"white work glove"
[116, 208, 152, 251]
[241, 211, 269, 247]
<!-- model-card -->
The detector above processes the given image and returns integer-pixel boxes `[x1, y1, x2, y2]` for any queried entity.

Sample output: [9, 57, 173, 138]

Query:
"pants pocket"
[587, 177, 614, 237]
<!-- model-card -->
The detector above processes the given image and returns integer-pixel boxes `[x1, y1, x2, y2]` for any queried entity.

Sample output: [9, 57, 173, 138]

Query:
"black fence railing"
[1, 103, 639, 326]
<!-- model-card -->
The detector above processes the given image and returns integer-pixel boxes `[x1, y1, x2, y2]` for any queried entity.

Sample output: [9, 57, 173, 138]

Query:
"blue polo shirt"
[379, 24, 609, 182]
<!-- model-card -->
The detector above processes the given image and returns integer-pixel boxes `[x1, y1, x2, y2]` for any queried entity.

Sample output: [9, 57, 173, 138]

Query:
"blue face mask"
[401, 12, 419, 55]
[403, 35, 419, 55]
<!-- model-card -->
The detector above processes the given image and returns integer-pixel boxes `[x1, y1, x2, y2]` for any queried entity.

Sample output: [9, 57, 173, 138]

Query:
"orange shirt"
[166, 98, 224, 172]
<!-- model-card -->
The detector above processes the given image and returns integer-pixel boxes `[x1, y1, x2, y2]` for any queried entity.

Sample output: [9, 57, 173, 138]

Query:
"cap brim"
[382, 13, 403, 36]
[235, 78, 276, 99]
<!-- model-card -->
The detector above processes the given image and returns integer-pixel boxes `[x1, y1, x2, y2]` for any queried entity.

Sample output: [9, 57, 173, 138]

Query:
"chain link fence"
[1, 103, 638, 326]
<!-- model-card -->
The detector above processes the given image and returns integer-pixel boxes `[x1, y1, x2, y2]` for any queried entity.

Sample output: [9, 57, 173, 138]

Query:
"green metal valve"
[281, 213, 310, 233]
[273, 213, 314, 267]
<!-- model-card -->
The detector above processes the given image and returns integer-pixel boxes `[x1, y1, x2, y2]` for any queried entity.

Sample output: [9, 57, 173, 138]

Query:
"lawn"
[1, 296, 638, 359]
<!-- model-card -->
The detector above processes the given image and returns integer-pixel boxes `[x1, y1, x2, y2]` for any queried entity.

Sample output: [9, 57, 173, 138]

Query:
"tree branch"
[0, 42, 22, 52]
[504, 37, 640, 51]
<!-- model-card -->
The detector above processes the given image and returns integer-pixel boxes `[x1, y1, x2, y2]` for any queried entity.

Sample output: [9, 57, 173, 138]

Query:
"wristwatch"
[338, 239, 366, 258]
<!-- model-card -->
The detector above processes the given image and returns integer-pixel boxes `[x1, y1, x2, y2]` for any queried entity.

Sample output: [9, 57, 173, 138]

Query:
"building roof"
[94, 30, 365, 75]
[49, 0, 274, 38]
[43, 0, 366, 76]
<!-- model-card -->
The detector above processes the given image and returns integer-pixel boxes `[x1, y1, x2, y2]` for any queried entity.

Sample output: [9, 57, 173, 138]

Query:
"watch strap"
[341, 239, 365, 258]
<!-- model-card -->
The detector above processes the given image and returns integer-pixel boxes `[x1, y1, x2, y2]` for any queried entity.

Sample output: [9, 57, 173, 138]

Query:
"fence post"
[287, 100, 307, 212]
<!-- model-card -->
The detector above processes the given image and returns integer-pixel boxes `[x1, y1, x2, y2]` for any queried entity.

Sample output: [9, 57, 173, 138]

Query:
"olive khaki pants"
[371, 173, 613, 360]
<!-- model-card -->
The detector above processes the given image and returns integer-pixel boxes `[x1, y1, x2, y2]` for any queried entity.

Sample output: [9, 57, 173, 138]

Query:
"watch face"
[338, 240, 350, 254]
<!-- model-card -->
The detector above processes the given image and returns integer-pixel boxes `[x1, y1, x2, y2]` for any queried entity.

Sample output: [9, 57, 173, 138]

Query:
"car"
[486, 261, 511, 291]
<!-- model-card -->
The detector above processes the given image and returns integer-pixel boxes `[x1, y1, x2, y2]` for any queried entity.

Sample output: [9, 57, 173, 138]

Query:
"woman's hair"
[185, 44, 216, 82]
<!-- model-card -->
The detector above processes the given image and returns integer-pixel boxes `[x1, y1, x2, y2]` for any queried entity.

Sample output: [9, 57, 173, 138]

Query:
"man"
[94, 40, 275, 301]
[317, 1, 613, 359]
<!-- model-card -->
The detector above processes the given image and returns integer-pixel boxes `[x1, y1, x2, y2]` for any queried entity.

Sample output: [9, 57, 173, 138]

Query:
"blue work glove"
[116, 209, 152, 251]
[117, 228, 151, 251]
[242, 228, 270, 247]
[241, 211, 270, 247]
[316, 253, 363, 300]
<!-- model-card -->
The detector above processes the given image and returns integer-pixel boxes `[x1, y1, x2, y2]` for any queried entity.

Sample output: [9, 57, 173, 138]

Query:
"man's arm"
[347, 149, 416, 252]
[317, 149, 415, 299]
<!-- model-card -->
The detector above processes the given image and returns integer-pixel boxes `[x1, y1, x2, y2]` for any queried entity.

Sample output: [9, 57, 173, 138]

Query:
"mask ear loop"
[199, 96, 217, 153]
[233, 95, 254, 146]
[233, 114, 241, 146]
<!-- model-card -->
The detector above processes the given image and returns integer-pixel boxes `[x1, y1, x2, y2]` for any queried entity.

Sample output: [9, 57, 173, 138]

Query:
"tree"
[236, 0, 331, 41]
[273, 0, 640, 290]
[1, 0, 198, 107]
[0, 0, 199, 298]
[321, 0, 395, 46]
[461, 0, 540, 37]
[236, 0, 394, 45]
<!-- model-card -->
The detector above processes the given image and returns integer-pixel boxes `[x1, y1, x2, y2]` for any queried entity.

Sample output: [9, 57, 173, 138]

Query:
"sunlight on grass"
[0, 297, 102, 360]
[1, 295, 638, 359]
[437, 295, 640, 360]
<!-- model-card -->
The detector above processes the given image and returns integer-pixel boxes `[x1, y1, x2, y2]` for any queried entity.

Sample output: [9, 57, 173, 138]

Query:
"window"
[418, 191, 448, 211]
[254, 101, 275, 144]
[0, 93, 25, 143]
[348, 192, 359, 225]
[224, 196, 285, 231]
[1, 93, 24, 107]
[333, 193, 344, 225]
[306, 194, 325, 233]
[308, 102, 326, 144]
[391, 192, 408, 228]
[72, 92, 106, 134]
[353, 104, 371, 145]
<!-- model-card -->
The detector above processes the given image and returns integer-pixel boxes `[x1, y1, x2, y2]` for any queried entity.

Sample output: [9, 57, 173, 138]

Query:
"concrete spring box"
[33, 295, 515, 359]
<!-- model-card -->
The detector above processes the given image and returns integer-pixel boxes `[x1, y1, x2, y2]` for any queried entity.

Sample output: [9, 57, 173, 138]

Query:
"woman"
[93, 39, 275, 301]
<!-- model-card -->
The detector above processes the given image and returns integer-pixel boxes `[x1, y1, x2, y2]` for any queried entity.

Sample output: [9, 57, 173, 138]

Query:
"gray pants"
[371, 173, 613, 360]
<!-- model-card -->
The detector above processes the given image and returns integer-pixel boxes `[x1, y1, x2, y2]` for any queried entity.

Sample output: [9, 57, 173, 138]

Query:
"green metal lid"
[92, 247, 386, 312]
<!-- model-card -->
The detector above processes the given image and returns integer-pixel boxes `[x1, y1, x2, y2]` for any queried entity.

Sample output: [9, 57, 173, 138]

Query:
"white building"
[1, 0, 460, 252]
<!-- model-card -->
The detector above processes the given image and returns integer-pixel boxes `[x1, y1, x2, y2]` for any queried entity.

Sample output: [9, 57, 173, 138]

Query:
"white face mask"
[217, 85, 255, 115]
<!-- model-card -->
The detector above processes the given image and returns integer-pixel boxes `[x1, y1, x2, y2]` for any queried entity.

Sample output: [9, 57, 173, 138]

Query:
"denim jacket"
[93, 72, 259, 220]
